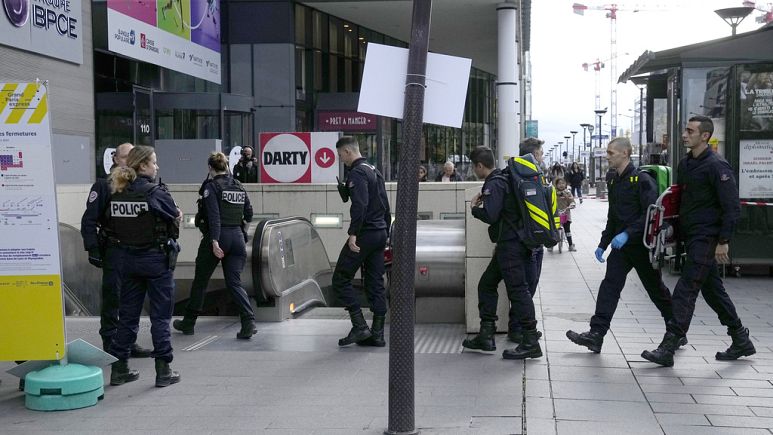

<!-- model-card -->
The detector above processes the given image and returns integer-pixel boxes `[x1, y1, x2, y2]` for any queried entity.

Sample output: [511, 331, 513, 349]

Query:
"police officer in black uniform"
[106, 145, 181, 388]
[173, 152, 256, 339]
[642, 116, 755, 367]
[333, 136, 391, 347]
[81, 142, 151, 357]
[566, 137, 677, 353]
[462, 146, 542, 360]
[233, 145, 258, 183]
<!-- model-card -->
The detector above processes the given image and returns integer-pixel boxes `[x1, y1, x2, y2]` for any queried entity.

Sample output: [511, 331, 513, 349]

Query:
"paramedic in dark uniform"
[333, 136, 391, 347]
[106, 145, 181, 388]
[566, 137, 676, 353]
[461, 146, 541, 360]
[173, 152, 256, 339]
[80, 142, 151, 357]
[642, 116, 755, 367]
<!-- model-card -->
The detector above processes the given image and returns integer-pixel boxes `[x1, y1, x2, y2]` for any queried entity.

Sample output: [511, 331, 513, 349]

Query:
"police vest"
[108, 183, 166, 247]
[214, 177, 247, 226]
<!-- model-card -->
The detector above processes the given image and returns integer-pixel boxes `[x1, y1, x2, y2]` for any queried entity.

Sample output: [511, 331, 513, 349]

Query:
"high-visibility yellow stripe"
[5, 83, 38, 124]
[529, 211, 550, 230]
[0, 83, 19, 115]
[525, 200, 548, 221]
[27, 93, 47, 124]
[515, 157, 537, 172]
[551, 188, 557, 214]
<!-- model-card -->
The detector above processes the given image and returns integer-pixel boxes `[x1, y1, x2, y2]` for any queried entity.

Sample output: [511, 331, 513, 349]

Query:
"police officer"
[80, 142, 152, 358]
[642, 116, 755, 367]
[462, 146, 542, 360]
[333, 136, 391, 347]
[173, 152, 256, 339]
[566, 137, 677, 353]
[233, 145, 258, 183]
[106, 146, 181, 387]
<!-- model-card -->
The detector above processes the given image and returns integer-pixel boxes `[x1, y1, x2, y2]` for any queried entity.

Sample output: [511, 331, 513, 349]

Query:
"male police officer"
[333, 136, 391, 347]
[80, 142, 151, 358]
[462, 146, 542, 360]
[566, 137, 677, 353]
[642, 116, 755, 367]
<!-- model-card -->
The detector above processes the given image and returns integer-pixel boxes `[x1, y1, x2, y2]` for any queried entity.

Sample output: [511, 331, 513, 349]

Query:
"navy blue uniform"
[108, 175, 179, 363]
[184, 175, 255, 321]
[589, 163, 673, 335]
[667, 149, 742, 337]
[473, 169, 537, 331]
[333, 158, 390, 316]
[80, 177, 123, 350]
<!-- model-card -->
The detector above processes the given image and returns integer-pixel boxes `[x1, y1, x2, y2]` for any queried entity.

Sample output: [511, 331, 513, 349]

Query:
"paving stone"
[661, 425, 771, 435]
[553, 399, 658, 423]
[551, 380, 645, 401]
[656, 413, 711, 426]
[555, 420, 662, 435]
[651, 402, 755, 416]
[643, 392, 696, 403]
[706, 414, 773, 428]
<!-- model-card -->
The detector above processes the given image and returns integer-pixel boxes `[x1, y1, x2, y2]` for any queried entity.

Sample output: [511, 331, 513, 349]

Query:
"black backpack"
[502, 155, 560, 249]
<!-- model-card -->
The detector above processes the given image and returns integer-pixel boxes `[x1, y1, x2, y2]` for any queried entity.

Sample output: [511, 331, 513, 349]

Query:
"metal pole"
[387, 1, 430, 434]
[638, 86, 644, 166]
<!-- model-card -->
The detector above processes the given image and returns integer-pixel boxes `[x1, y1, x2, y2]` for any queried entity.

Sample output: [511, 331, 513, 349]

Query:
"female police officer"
[173, 152, 256, 339]
[107, 145, 182, 388]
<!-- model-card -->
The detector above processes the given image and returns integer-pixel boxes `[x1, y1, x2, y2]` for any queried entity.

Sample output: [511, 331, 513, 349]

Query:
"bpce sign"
[1, 0, 83, 64]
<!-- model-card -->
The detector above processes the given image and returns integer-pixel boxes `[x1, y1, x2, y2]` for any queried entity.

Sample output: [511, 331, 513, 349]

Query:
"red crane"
[742, 1, 773, 24]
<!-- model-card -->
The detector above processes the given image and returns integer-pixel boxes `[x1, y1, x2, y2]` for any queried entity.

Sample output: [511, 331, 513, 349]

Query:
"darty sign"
[317, 111, 377, 133]
[0, 0, 83, 64]
[259, 132, 340, 183]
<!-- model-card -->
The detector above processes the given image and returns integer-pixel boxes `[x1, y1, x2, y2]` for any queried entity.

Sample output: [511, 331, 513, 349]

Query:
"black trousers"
[99, 245, 121, 350]
[333, 229, 388, 316]
[589, 244, 674, 335]
[185, 228, 254, 320]
[509, 247, 543, 333]
[666, 236, 742, 337]
[479, 239, 537, 331]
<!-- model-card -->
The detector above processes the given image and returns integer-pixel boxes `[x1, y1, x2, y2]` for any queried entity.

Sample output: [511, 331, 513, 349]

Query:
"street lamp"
[631, 75, 647, 166]
[563, 136, 571, 164]
[580, 123, 592, 177]
[570, 130, 578, 164]
[714, 7, 753, 35]
[594, 108, 608, 182]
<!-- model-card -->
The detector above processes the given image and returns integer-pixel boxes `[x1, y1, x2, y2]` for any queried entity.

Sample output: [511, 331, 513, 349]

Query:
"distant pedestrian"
[435, 161, 463, 182]
[567, 162, 585, 203]
[553, 177, 576, 252]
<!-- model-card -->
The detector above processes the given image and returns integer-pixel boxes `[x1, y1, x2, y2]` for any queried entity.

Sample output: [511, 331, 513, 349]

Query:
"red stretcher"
[643, 185, 681, 269]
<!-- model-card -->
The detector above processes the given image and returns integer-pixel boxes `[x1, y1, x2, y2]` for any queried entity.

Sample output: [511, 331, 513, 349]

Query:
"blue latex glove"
[611, 232, 629, 249]
[595, 247, 605, 263]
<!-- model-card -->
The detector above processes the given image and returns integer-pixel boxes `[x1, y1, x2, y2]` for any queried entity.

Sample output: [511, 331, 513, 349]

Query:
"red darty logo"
[261, 133, 311, 183]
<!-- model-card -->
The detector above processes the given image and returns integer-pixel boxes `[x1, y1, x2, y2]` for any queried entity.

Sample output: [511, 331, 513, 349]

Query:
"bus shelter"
[619, 23, 773, 266]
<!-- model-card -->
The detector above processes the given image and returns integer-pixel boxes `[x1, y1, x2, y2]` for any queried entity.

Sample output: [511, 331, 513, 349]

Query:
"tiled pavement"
[1, 198, 772, 434]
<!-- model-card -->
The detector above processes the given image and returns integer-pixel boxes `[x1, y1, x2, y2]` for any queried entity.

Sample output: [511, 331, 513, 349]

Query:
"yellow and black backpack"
[503, 154, 560, 249]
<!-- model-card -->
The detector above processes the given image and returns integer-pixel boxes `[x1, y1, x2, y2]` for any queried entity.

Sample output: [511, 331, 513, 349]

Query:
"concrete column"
[496, 3, 519, 168]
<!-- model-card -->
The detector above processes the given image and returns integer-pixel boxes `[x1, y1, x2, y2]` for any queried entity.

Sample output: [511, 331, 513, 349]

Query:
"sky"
[530, 0, 766, 159]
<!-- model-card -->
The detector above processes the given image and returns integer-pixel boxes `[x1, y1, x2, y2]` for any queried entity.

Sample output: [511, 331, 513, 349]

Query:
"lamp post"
[570, 130, 578, 164]
[580, 123, 591, 176]
[557, 142, 564, 165]
[714, 7, 753, 35]
[563, 136, 571, 165]
[587, 125, 594, 182]
[594, 108, 607, 182]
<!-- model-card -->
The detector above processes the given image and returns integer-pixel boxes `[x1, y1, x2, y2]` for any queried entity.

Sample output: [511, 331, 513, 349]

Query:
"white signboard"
[107, 0, 221, 84]
[358, 43, 472, 128]
[259, 132, 340, 183]
[0, 0, 83, 64]
[593, 147, 606, 157]
[580, 151, 590, 159]
[739, 139, 773, 199]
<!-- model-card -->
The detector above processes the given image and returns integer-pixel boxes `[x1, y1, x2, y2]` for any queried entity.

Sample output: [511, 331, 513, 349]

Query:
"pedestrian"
[80, 142, 151, 358]
[566, 137, 678, 354]
[418, 165, 428, 182]
[333, 137, 391, 347]
[642, 116, 755, 367]
[568, 162, 585, 203]
[106, 145, 182, 388]
[435, 161, 463, 182]
[549, 162, 565, 182]
[462, 146, 542, 360]
[173, 151, 256, 339]
[233, 145, 258, 183]
[553, 177, 577, 252]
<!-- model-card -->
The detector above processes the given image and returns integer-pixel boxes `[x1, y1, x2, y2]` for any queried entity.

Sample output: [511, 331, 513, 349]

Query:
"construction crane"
[742, 1, 773, 23]
[582, 58, 606, 110]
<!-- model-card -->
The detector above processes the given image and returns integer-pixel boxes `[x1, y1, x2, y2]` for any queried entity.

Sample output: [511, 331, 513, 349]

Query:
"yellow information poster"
[0, 82, 66, 361]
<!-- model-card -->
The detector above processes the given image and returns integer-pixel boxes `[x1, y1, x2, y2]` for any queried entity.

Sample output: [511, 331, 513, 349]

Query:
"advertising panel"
[107, 0, 221, 84]
[259, 132, 339, 184]
[0, 0, 83, 64]
[0, 82, 66, 361]
[739, 139, 773, 199]
[317, 111, 377, 133]
[740, 70, 773, 132]
[525, 120, 538, 138]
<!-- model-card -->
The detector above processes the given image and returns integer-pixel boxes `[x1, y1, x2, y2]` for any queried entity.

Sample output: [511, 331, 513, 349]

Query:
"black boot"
[155, 359, 180, 387]
[110, 360, 140, 386]
[566, 330, 604, 353]
[508, 329, 543, 343]
[338, 309, 372, 346]
[716, 327, 756, 360]
[236, 317, 256, 340]
[502, 329, 543, 360]
[358, 314, 386, 347]
[641, 332, 683, 367]
[462, 320, 496, 352]
[172, 314, 197, 335]
[130, 343, 152, 358]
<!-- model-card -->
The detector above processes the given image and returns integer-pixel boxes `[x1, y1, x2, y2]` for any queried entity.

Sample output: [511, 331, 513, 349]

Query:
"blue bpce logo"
[3, 0, 29, 27]
[129, 29, 135, 45]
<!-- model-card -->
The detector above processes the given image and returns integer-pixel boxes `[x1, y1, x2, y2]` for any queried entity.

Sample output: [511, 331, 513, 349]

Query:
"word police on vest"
[222, 191, 246, 204]
[111, 201, 149, 217]
[263, 151, 308, 165]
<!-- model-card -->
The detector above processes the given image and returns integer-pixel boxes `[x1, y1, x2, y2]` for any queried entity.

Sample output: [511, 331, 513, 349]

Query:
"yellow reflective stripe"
[6, 83, 38, 124]
[515, 157, 537, 172]
[551, 188, 557, 214]
[0, 83, 19, 114]
[529, 212, 550, 230]
[525, 200, 548, 221]
[27, 92, 47, 124]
